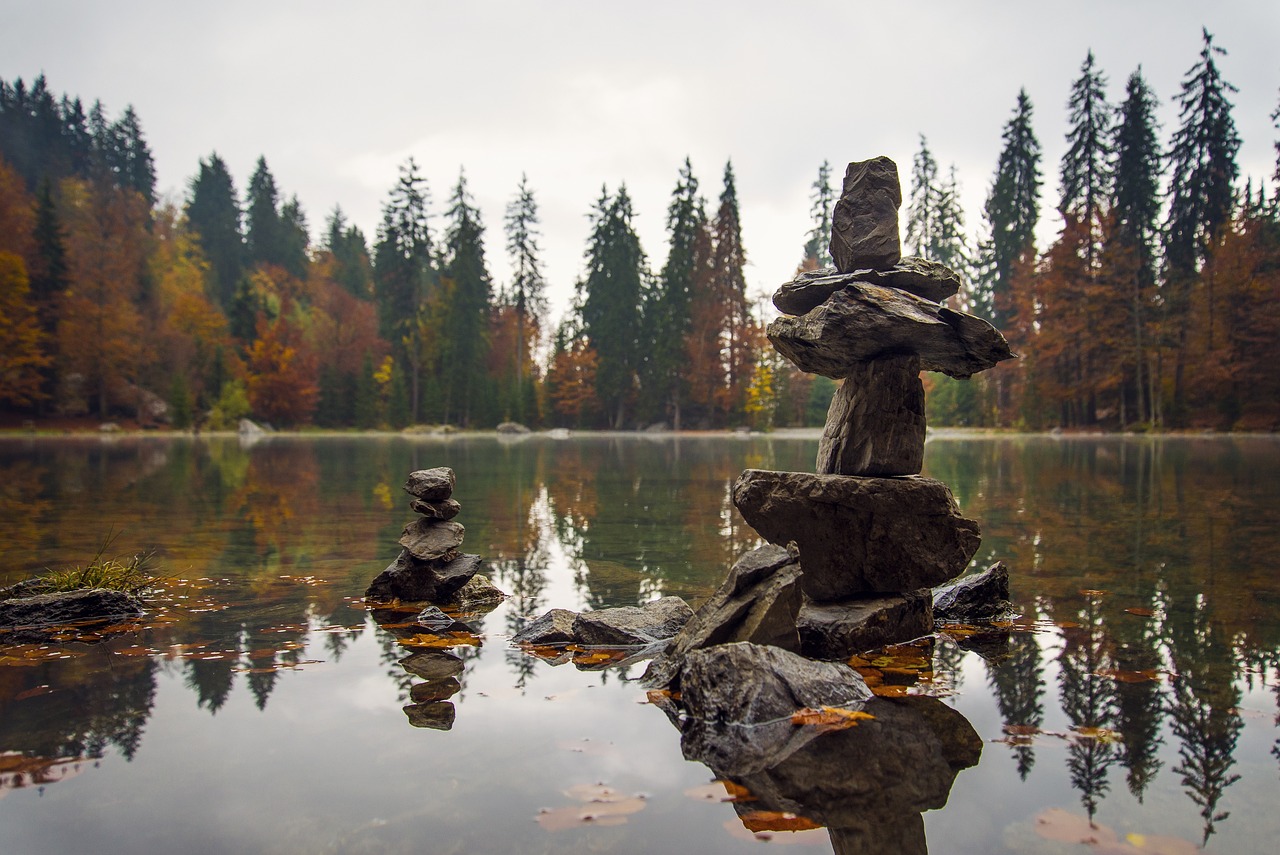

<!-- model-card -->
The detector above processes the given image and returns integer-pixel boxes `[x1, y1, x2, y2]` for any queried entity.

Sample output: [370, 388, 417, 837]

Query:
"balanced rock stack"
[365, 467, 487, 604]
[740, 156, 1013, 657]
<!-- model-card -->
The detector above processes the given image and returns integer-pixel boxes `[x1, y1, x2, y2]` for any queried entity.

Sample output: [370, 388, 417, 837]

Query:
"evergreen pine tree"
[1163, 29, 1241, 421]
[800, 160, 834, 269]
[440, 169, 493, 426]
[279, 195, 310, 279]
[324, 206, 373, 299]
[711, 161, 751, 421]
[106, 106, 156, 205]
[934, 164, 971, 275]
[980, 89, 1042, 328]
[245, 156, 283, 269]
[1060, 50, 1113, 269]
[28, 181, 67, 411]
[906, 136, 941, 258]
[185, 153, 244, 310]
[502, 173, 547, 423]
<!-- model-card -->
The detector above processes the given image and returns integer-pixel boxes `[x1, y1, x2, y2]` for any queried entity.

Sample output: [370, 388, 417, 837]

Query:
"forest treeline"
[1, 30, 1278, 431]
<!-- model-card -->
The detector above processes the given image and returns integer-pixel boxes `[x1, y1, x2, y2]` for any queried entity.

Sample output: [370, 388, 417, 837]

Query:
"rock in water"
[400, 650, 466, 681]
[409, 498, 462, 520]
[798, 590, 933, 660]
[510, 608, 580, 646]
[643, 544, 803, 688]
[768, 283, 1014, 379]
[398, 518, 465, 562]
[932, 561, 1012, 621]
[404, 467, 456, 502]
[572, 596, 694, 646]
[365, 550, 482, 603]
[830, 157, 903, 273]
[817, 356, 925, 476]
[0, 589, 145, 638]
[732, 470, 981, 600]
[773, 258, 963, 315]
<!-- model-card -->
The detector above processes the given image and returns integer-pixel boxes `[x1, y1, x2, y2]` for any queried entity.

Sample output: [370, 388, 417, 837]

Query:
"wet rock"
[773, 258, 963, 316]
[932, 561, 1012, 622]
[830, 157, 902, 272]
[680, 641, 872, 727]
[409, 497, 461, 520]
[411, 606, 475, 634]
[398, 519, 465, 562]
[511, 608, 579, 646]
[403, 701, 455, 730]
[798, 589, 932, 660]
[496, 421, 531, 434]
[409, 677, 462, 704]
[572, 596, 694, 646]
[768, 283, 1013, 379]
[732, 469, 981, 600]
[0, 589, 145, 638]
[643, 545, 803, 688]
[400, 649, 465, 681]
[404, 467, 456, 502]
[441, 574, 507, 611]
[817, 356, 925, 476]
[365, 550, 483, 603]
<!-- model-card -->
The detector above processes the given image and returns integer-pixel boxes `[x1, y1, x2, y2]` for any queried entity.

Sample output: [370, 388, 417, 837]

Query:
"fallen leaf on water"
[869, 684, 910, 698]
[1079, 589, 1110, 597]
[535, 783, 647, 831]
[1123, 832, 1203, 854]
[1124, 607, 1156, 617]
[1034, 807, 1119, 846]
[644, 688, 681, 704]
[397, 632, 481, 649]
[739, 810, 823, 833]
[1072, 726, 1123, 744]
[0, 646, 87, 666]
[1094, 667, 1161, 684]
[790, 706, 876, 732]
[13, 685, 54, 701]
[684, 780, 755, 803]
[723, 819, 829, 846]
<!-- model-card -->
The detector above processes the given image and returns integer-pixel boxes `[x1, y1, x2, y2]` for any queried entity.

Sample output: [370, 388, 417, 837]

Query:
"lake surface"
[1, 433, 1278, 854]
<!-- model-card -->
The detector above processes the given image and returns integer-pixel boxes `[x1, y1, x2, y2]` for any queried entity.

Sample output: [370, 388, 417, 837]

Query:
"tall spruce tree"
[1060, 50, 1112, 269]
[906, 136, 941, 258]
[373, 157, 433, 420]
[439, 170, 493, 426]
[279, 195, 310, 279]
[185, 153, 243, 310]
[106, 105, 156, 205]
[934, 165, 970, 274]
[980, 89, 1042, 328]
[711, 161, 751, 420]
[245, 156, 284, 270]
[800, 160, 834, 269]
[580, 184, 647, 428]
[643, 158, 705, 427]
[502, 172, 548, 423]
[1163, 29, 1241, 421]
[324, 206, 372, 299]
[1111, 68, 1163, 425]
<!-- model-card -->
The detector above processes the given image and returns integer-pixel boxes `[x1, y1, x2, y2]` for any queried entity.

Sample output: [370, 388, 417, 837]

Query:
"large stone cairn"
[647, 157, 1013, 680]
[365, 467, 485, 603]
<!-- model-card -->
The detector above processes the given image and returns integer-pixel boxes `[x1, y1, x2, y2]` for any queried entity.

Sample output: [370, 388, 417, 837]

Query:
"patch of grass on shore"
[3, 534, 162, 600]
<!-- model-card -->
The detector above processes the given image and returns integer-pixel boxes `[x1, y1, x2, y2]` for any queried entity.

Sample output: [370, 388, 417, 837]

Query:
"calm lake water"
[1, 433, 1278, 854]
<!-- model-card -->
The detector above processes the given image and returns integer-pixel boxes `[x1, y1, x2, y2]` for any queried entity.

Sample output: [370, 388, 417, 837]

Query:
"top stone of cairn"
[404, 467, 456, 503]
[830, 157, 903, 273]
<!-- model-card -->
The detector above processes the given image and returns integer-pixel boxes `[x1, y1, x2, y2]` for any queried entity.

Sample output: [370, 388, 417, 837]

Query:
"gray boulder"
[495, 422, 531, 434]
[768, 283, 1014, 380]
[643, 544, 803, 688]
[404, 467, 456, 502]
[798, 590, 933, 660]
[441, 574, 507, 611]
[732, 470, 981, 600]
[817, 356, 925, 476]
[0, 589, 145, 639]
[409, 498, 462, 520]
[364, 550, 483, 603]
[572, 596, 694, 646]
[773, 258, 962, 315]
[830, 157, 902, 273]
[511, 608, 579, 646]
[398, 518, 465, 562]
[932, 562, 1012, 622]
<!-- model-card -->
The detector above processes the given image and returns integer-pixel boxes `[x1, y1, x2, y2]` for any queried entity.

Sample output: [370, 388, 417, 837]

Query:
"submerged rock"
[797, 590, 933, 660]
[830, 157, 903, 272]
[768, 283, 1014, 380]
[0, 589, 145, 639]
[733, 469, 981, 600]
[932, 561, 1012, 622]
[643, 544, 803, 688]
[817, 356, 925, 477]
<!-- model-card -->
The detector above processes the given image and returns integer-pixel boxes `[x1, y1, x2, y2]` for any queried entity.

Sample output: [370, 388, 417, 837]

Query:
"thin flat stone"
[773, 258, 962, 315]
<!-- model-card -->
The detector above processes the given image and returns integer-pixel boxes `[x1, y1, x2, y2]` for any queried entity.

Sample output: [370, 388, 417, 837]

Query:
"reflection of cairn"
[365, 466, 506, 609]
[647, 157, 1014, 683]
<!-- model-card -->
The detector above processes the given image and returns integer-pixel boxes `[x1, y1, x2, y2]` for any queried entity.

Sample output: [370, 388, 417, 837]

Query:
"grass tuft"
[3, 531, 163, 600]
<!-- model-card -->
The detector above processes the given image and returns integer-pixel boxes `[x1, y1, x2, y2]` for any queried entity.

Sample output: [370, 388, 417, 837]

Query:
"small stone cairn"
[365, 467, 495, 605]
[646, 157, 1014, 685]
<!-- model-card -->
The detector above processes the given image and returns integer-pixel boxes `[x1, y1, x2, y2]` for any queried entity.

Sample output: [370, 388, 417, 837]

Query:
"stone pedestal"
[817, 356, 925, 477]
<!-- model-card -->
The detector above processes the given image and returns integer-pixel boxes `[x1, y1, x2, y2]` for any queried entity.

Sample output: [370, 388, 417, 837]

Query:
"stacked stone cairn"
[365, 467, 502, 608]
[645, 156, 1013, 687]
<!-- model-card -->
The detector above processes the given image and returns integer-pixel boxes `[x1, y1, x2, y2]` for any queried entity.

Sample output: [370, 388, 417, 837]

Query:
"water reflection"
[0, 434, 1277, 850]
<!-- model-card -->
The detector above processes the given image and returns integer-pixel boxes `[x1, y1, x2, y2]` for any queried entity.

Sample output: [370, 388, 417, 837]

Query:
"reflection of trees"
[1057, 594, 1119, 820]
[985, 629, 1046, 779]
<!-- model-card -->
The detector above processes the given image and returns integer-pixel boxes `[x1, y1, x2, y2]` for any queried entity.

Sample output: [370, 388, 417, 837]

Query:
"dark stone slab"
[817, 356, 925, 476]
[510, 608, 579, 645]
[643, 544, 803, 688]
[403, 701, 455, 730]
[364, 550, 482, 604]
[767, 283, 1014, 379]
[932, 561, 1012, 622]
[409, 677, 462, 704]
[732, 470, 981, 600]
[773, 258, 962, 315]
[831, 157, 903, 272]
[441, 574, 506, 611]
[0, 589, 145, 638]
[798, 589, 933, 660]
[572, 596, 694, 646]
[400, 650, 465, 681]
[404, 467, 456, 502]
[409, 497, 461, 520]
[398, 519, 465, 562]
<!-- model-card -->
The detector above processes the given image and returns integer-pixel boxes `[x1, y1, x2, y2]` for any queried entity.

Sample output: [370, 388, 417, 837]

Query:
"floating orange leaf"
[869, 684, 910, 697]
[644, 688, 681, 704]
[684, 780, 755, 803]
[739, 810, 823, 833]
[536, 783, 647, 831]
[1124, 607, 1156, 617]
[397, 632, 480, 649]
[13, 685, 54, 701]
[790, 706, 876, 731]
[723, 819, 830, 846]
[1079, 589, 1110, 597]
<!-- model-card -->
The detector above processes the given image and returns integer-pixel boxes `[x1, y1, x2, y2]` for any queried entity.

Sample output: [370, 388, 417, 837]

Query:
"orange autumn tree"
[545, 337, 599, 427]
[0, 252, 49, 407]
[244, 308, 318, 426]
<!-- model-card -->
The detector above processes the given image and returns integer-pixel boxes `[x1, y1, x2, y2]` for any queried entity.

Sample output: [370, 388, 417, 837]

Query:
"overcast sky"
[4, 1, 1278, 322]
